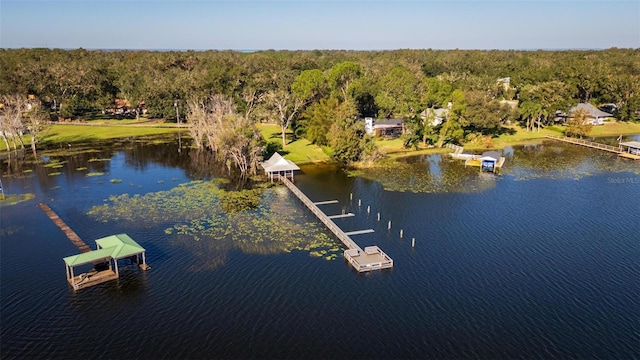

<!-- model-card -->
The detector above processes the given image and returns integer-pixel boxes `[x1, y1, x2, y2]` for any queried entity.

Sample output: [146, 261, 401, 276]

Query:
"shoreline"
[3, 121, 639, 165]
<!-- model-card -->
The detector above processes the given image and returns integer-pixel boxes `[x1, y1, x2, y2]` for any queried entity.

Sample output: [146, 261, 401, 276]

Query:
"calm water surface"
[1, 136, 639, 359]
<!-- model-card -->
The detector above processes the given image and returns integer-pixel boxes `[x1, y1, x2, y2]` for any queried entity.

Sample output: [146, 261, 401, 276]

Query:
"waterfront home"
[567, 103, 612, 125]
[420, 108, 447, 127]
[364, 117, 404, 137]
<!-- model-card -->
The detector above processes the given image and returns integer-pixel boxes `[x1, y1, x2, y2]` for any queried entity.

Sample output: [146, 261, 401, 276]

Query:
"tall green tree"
[298, 97, 340, 146]
[328, 61, 361, 101]
[375, 66, 421, 119]
[436, 90, 465, 148]
[328, 100, 377, 164]
[519, 81, 571, 131]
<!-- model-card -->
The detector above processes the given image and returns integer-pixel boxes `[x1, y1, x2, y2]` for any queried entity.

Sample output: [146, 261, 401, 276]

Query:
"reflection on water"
[350, 154, 498, 193]
[1, 134, 639, 359]
[350, 138, 639, 193]
[505, 140, 640, 181]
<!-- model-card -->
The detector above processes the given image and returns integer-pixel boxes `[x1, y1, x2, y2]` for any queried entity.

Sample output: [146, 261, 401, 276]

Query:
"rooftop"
[261, 152, 300, 173]
[63, 233, 145, 267]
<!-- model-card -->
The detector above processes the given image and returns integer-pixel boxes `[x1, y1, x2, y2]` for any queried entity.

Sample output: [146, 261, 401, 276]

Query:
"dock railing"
[545, 135, 621, 154]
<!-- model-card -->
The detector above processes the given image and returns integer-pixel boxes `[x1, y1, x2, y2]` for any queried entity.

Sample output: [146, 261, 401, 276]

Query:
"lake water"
[1, 136, 639, 359]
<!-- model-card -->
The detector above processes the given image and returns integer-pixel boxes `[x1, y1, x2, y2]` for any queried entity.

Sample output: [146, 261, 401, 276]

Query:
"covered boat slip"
[63, 234, 149, 290]
[618, 141, 640, 160]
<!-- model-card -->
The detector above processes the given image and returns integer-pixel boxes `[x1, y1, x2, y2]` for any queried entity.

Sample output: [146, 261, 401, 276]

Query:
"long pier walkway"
[38, 203, 92, 253]
[545, 135, 640, 160]
[545, 135, 621, 154]
[280, 177, 393, 272]
[280, 177, 360, 251]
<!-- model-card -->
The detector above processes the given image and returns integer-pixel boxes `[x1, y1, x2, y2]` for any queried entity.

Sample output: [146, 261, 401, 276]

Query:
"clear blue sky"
[1, 0, 638, 50]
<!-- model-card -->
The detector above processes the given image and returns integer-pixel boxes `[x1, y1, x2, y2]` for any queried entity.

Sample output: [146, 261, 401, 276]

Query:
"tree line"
[1, 48, 639, 169]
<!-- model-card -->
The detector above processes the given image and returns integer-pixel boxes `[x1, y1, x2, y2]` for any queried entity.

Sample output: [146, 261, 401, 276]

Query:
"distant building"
[364, 117, 404, 137]
[567, 103, 612, 125]
[420, 108, 448, 127]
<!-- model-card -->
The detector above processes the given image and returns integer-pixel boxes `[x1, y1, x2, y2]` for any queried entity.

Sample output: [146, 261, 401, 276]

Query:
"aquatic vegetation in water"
[86, 172, 105, 177]
[110, 179, 122, 184]
[48, 172, 62, 176]
[349, 156, 497, 193]
[87, 180, 343, 270]
[76, 167, 88, 171]
[88, 158, 111, 162]
[43, 160, 67, 168]
[0, 193, 35, 206]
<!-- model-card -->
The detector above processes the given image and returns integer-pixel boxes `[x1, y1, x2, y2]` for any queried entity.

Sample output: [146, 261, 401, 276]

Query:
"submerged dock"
[280, 177, 393, 272]
[38, 203, 91, 253]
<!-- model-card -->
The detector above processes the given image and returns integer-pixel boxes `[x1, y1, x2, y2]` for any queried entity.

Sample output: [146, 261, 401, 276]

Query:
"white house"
[420, 108, 448, 127]
[364, 117, 404, 137]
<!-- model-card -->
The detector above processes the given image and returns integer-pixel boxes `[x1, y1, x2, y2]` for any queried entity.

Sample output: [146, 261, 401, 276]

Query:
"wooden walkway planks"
[618, 152, 640, 160]
[38, 203, 92, 253]
[280, 177, 361, 251]
[280, 177, 393, 272]
[344, 229, 375, 236]
[545, 135, 621, 154]
[313, 200, 339, 205]
[327, 213, 355, 219]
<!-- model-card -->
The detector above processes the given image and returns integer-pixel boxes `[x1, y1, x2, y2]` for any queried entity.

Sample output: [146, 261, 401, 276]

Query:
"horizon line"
[2, 46, 636, 52]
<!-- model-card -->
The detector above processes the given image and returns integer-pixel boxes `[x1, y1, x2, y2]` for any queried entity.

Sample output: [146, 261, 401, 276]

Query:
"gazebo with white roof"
[260, 152, 300, 181]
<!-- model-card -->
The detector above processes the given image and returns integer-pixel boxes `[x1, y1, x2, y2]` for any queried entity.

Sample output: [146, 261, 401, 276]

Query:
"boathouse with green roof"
[63, 233, 149, 290]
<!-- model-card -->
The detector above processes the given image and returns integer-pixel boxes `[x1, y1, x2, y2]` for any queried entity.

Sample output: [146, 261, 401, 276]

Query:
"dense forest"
[1, 48, 639, 165]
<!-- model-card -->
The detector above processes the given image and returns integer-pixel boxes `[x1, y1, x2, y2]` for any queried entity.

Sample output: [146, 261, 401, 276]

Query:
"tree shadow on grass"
[481, 126, 517, 137]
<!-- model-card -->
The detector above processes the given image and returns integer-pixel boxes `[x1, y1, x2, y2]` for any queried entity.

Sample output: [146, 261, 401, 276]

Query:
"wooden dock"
[545, 135, 640, 159]
[545, 135, 622, 154]
[280, 177, 393, 272]
[67, 268, 119, 290]
[38, 203, 91, 253]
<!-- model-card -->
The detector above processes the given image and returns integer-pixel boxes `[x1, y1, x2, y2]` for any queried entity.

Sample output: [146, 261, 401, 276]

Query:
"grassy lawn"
[4, 120, 639, 163]
[0, 123, 185, 151]
[42, 124, 184, 144]
[259, 124, 331, 165]
[589, 120, 640, 137]
[380, 121, 640, 156]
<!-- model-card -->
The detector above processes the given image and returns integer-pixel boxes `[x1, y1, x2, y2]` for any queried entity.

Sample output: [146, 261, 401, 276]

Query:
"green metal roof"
[63, 248, 113, 267]
[63, 234, 146, 267]
[95, 233, 145, 260]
